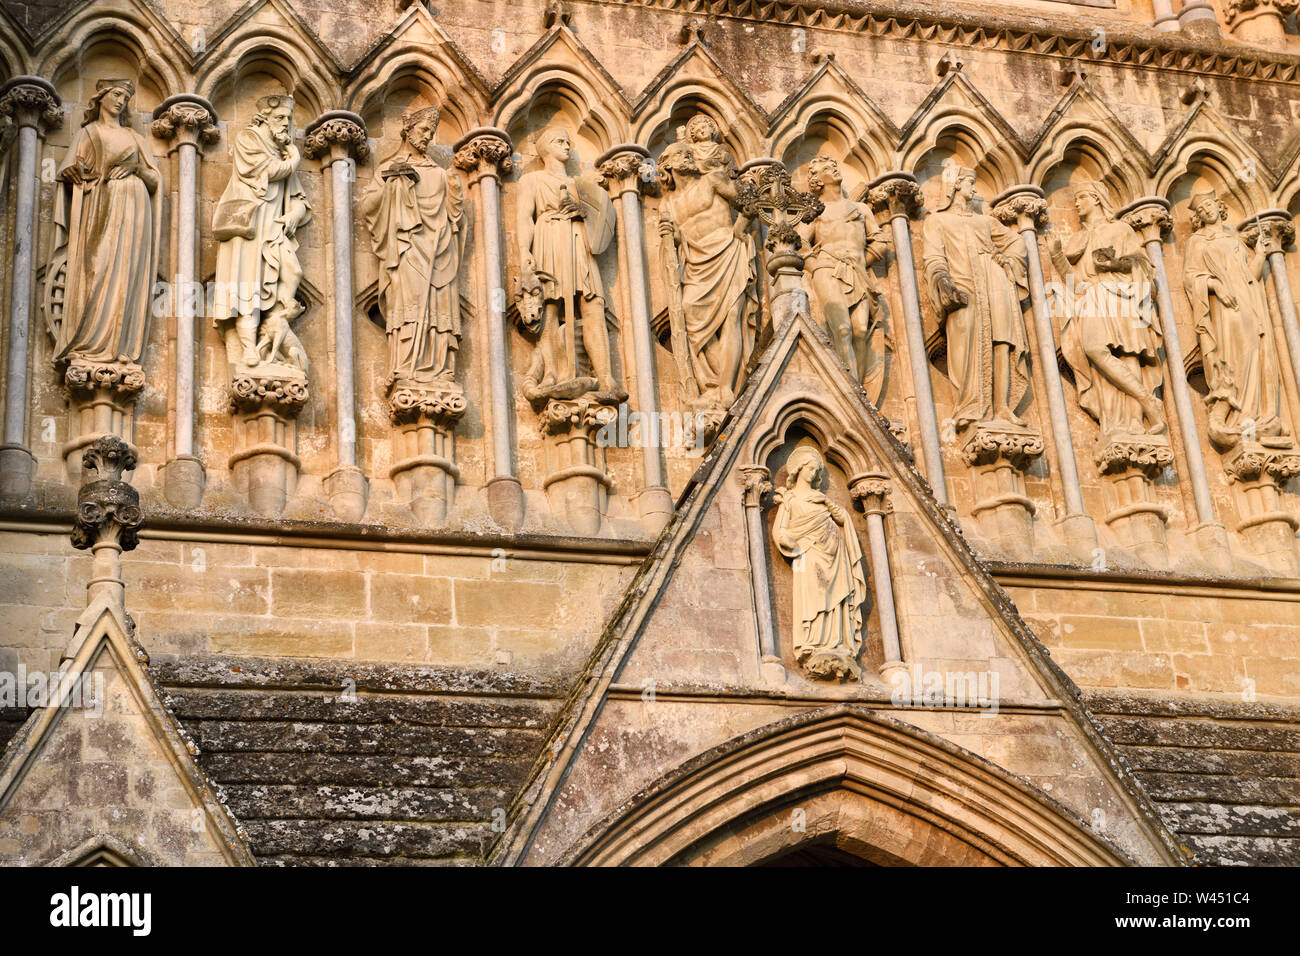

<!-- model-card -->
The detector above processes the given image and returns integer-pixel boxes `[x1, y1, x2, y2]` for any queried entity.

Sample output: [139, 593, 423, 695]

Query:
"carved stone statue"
[799, 155, 891, 401]
[1182, 190, 1291, 450]
[1049, 180, 1166, 439]
[515, 127, 622, 402]
[772, 445, 867, 682]
[44, 78, 160, 384]
[360, 105, 465, 389]
[212, 94, 312, 375]
[921, 167, 1031, 430]
[656, 115, 758, 421]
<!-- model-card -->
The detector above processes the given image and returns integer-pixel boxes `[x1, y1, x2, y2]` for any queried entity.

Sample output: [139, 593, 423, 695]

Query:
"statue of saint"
[212, 94, 312, 373]
[515, 127, 622, 401]
[799, 155, 891, 401]
[360, 105, 465, 388]
[1048, 180, 1166, 439]
[45, 78, 161, 371]
[921, 167, 1031, 430]
[1182, 191, 1291, 449]
[772, 445, 868, 681]
[656, 115, 758, 413]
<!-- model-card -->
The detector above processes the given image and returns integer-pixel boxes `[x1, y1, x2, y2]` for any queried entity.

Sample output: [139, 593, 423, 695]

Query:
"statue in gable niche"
[921, 166, 1032, 431]
[360, 105, 466, 389]
[1048, 180, 1166, 439]
[45, 79, 161, 378]
[1181, 190, 1291, 450]
[799, 155, 891, 402]
[212, 93, 312, 374]
[772, 445, 868, 682]
[515, 126, 623, 403]
[656, 115, 758, 419]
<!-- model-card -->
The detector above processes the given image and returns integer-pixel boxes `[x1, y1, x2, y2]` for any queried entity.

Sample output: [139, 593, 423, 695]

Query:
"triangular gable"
[197, 0, 346, 80]
[491, 311, 1183, 867]
[491, 23, 633, 120]
[347, 3, 491, 106]
[1029, 79, 1155, 196]
[632, 34, 767, 142]
[0, 599, 255, 866]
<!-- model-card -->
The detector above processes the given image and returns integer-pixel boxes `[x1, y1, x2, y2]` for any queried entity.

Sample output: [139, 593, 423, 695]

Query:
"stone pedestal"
[387, 381, 466, 527]
[634, 486, 674, 534]
[539, 396, 618, 537]
[1095, 435, 1173, 566]
[60, 359, 144, 484]
[162, 456, 206, 510]
[228, 367, 308, 517]
[1223, 440, 1300, 573]
[961, 421, 1044, 561]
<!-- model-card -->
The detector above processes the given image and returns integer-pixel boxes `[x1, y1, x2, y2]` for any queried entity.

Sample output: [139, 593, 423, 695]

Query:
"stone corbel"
[0, 77, 61, 498]
[537, 396, 618, 536]
[454, 128, 525, 531]
[152, 94, 220, 510]
[387, 383, 467, 527]
[305, 110, 371, 522]
[739, 465, 784, 684]
[959, 423, 1044, 560]
[228, 374, 308, 517]
[848, 472, 905, 680]
[71, 436, 143, 617]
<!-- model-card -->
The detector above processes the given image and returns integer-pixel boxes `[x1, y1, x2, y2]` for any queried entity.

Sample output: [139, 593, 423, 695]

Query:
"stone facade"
[0, 0, 1298, 866]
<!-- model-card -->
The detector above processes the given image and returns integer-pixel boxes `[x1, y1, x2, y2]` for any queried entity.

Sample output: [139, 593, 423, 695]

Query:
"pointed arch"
[751, 393, 879, 481]
[1028, 84, 1151, 202]
[899, 74, 1025, 196]
[561, 705, 1134, 866]
[37, 4, 187, 106]
[348, 46, 489, 145]
[1156, 132, 1271, 219]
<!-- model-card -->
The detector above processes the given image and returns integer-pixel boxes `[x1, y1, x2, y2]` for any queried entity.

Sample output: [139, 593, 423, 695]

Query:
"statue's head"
[938, 165, 977, 211]
[686, 114, 721, 145]
[805, 155, 841, 195]
[656, 135, 701, 190]
[1189, 190, 1228, 230]
[84, 78, 135, 126]
[401, 106, 441, 154]
[536, 127, 572, 164]
[254, 94, 295, 146]
[1072, 180, 1114, 220]
[785, 445, 825, 489]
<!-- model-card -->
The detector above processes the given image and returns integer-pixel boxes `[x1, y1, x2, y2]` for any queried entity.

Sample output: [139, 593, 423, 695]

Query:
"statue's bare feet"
[994, 406, 1026, 427]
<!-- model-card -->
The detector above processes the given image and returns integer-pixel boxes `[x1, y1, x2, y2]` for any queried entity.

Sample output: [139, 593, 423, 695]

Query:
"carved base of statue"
[227, 364, 309, 517]
[60, 359, 145, 484]
[1224, 440, 1300, 574]
[0, 444, 36, 498]
[1095, 434, 1172, 567]
[688, 396, 729, 450]
[325, 465, 368, 524]
[538, 395, 617, 537]
[797, 647, 862, 683]
[388, 380, 467, 527]
[961, 421, 1044, 561]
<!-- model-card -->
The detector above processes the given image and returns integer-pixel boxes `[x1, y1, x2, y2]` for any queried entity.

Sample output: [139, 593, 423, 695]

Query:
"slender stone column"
[1121, 197, 1232, 568]
[866, 172, 948, 508]
[993, 186, 1099, 558]
[740, 465, 784, 684]
[0, 77, 61, 498]
[1179, 1, 1221, 37]
[305, 111, 371, 522]
[152, 95, 219, 509]
[1243, 211, 1300, 405]
[1152, 0, 1179, 30]
[849, 472, 905, 680]
[598, 144, 672, 533]
[454, 128, 522, 531]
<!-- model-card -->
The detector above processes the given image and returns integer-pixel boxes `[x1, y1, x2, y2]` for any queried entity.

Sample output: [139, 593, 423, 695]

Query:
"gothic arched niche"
[761, 427, 884, 680]
[640, 92, 751, 169]
[202, 47, 330, 132]
[1039, 139, 1140, 233]
[780, 110, 876, 201]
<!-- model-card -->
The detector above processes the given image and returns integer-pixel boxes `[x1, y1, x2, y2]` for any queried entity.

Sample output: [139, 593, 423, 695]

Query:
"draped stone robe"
[212, 123, 312, 327]
[1182, 224, 1287, 443]
[520, 169, 607, 308]
[360, 150, 465, 384]
[772, 488, 867, 666]
[1058, 219, 1163, 437]
[922, 206, 1030, 429]
[51, 121, 161, 366]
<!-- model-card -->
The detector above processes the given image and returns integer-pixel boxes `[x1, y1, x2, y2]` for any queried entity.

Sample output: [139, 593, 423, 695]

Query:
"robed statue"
[772, 446, 868, 682]
[921, 166, 1031, 430]
[360, 105, 466, 388]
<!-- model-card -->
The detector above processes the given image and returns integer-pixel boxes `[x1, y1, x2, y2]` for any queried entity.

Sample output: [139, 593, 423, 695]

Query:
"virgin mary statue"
[772, 446, 868, 681]
[45, 78, 161, 378]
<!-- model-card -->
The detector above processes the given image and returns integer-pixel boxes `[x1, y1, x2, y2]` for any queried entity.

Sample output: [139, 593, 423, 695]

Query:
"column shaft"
[330, 156, 358, 468]
[3, 123, 38, 448]
[174, 141, 198, 458]
[865, 512, 902, 664]
[1267, 250, 1300, 398]
[619, 189, 664, 489]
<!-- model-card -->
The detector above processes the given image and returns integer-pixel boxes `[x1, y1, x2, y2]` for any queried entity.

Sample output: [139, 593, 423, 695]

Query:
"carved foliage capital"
[151, 103, 220, 145]
[1121, 202, 1173, 243]
[0, 80, 62, 132]
[849, 472, 892, 516]
[1223, 441, 1300, 484]
[597, 149, 658, 196]
[866, 176, 924, 220]
[960, 423, 1045, 470]
[229, 374, 310, 416]
[739, 465, 772, 508]
[992, 193, 1049, 230]
[303, 117, 370, 162]
[1241, 214, 1295, 252]
[539, 396, 618, 436]
[72, 436, 142, 553]
[453, 132, 514, 177]
[387, 382, 468, 426]
[1226, 0, 1300, 26]
[64, 359, 146, 399]
[1095, 436, 1174, 479]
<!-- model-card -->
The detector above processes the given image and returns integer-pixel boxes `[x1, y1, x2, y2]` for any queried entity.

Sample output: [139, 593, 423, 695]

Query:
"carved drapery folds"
[41, 79, 160, 483]
[657, 114, 760, 445]
[213, 93, 312, 517]
[360, 105, 467, 526]
[772, 447, 867, 682]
